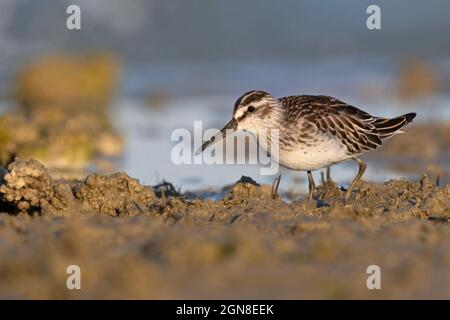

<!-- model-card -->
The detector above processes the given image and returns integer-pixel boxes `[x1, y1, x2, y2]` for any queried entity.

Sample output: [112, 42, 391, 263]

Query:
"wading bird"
[197, 90, 416, 205]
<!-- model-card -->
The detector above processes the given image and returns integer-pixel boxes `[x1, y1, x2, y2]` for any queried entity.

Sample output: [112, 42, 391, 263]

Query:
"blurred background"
[0, 0, 449, 195]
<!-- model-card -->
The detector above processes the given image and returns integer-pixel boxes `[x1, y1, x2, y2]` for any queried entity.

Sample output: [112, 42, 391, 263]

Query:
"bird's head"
[196, 90, 281, 155]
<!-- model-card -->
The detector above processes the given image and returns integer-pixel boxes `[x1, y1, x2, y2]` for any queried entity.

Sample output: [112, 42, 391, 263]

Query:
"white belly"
[276, 138, 353, 171]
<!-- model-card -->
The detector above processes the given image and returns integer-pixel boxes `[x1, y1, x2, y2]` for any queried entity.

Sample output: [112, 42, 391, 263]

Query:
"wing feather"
[282, 95, 383, 153]
[280, 95, 416, 154]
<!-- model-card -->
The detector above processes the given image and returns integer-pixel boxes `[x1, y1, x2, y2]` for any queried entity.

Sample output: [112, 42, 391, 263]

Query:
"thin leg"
[345, 157, 367, 204]
[326, 166, 333, 182]
[307, 170, 315, 206]
[271, 174, 281, 199]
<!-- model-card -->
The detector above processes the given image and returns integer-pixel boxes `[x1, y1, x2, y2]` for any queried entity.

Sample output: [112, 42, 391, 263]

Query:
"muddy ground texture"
[0, 158, 448, 299]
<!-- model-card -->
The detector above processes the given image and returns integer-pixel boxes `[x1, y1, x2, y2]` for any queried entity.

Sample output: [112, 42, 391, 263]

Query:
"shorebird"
[197, 90, 416, 205]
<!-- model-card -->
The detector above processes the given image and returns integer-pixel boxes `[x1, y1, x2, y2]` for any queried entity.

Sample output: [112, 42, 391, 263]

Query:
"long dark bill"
[195, 118, 237, 155]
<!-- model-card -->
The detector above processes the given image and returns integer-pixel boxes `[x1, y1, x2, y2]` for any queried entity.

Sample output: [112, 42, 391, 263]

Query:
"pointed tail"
[372, 112, 416, 139]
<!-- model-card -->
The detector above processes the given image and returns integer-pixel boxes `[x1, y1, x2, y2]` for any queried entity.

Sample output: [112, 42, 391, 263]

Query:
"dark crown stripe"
[234, 90, 270, 113]
[241, 91, 269, 105]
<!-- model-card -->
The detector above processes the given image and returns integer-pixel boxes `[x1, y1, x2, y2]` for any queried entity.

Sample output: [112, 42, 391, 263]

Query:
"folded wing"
[282, 95, 416, 154]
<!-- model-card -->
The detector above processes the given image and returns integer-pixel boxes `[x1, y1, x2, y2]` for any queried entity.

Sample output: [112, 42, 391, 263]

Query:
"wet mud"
[0, 158, 448, 299]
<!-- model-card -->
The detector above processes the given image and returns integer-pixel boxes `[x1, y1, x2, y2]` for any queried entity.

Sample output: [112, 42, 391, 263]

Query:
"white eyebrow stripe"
[233, 99, 268, 119]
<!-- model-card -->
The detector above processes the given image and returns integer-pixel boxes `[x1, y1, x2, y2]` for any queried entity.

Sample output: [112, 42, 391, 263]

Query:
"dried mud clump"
[0, 158, 156, 217]
[343, 175, 449, 218]
[424, 185, 450, 219]
[0, 158, 75, 214]
[74, 172, 156, 216]
[315, 179, 342, 202]
[223, 176, 272, 204]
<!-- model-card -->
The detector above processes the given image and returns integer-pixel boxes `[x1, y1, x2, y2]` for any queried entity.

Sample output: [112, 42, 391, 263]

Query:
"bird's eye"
[247, 106, 256, 113]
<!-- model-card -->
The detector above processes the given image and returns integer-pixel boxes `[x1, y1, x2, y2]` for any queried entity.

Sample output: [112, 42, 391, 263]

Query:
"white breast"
[275, 136, 353, 171]
[247, 120, 355, 171]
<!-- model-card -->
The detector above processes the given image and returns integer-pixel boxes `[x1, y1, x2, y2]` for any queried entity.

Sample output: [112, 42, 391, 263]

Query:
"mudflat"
[0, 158, 448, 299]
